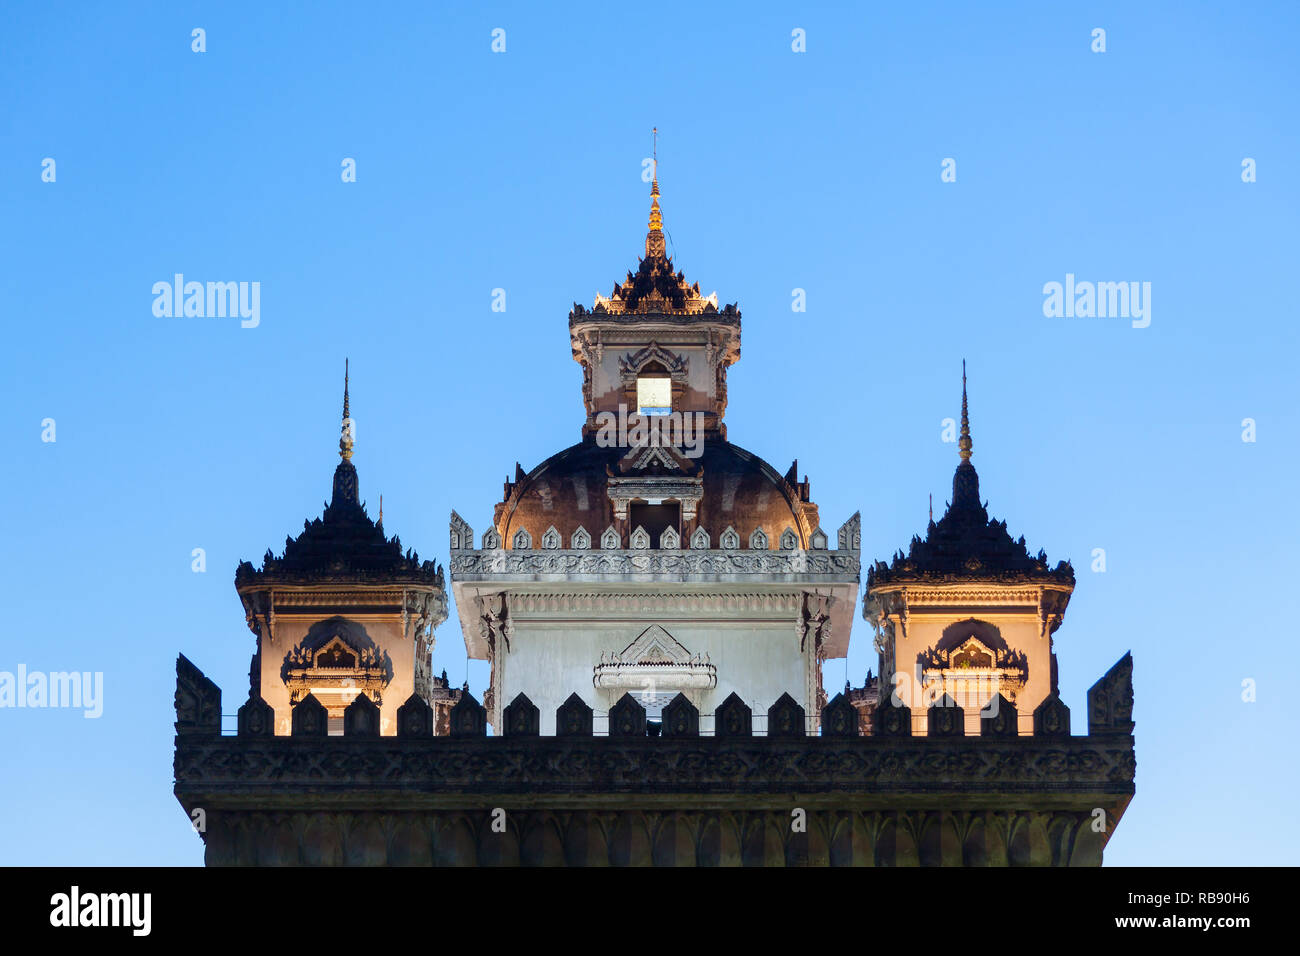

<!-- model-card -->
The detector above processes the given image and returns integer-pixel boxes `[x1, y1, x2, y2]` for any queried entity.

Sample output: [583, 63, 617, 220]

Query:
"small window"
[636, 366, 671, 416]
[629, 501, 680, 548]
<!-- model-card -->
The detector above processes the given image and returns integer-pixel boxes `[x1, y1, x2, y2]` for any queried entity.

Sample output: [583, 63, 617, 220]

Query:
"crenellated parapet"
[173, 653, 1135, 866]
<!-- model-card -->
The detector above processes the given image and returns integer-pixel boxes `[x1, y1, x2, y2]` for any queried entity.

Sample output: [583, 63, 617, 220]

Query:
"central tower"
[569, 159, 739, 439]
[450, 160, 861, 734]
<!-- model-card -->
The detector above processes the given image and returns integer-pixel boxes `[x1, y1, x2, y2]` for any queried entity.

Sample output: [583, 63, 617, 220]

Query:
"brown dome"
[495, 437, 820, 550]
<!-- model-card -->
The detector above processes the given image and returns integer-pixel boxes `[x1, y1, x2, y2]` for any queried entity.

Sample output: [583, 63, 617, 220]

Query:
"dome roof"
[494, 437, 820, 550]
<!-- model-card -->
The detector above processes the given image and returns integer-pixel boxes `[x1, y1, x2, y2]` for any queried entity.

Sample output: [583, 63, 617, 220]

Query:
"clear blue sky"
[2, 1, 1296, 865]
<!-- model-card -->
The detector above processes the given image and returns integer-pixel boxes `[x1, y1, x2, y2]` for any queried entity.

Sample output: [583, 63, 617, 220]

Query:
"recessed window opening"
[629, 501, 680, 547]
[636, 362, 672, 416]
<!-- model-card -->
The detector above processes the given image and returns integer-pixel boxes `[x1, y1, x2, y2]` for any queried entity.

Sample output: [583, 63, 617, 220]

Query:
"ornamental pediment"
[593, 625, 717, 691]
[620, 624, 692, 664]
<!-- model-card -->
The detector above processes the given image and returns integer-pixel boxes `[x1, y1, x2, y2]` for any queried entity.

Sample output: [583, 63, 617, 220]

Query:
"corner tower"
[863, 365, 1075, 734]
[234, 364, 450, 734]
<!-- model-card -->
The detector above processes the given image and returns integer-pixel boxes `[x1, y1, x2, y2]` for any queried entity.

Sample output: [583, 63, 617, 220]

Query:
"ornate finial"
[929, 493, 933, 523]
[378, 494, 383, 524]
[958, 359, 972, 462]
[949, 359, 982, 513]
[339, 358, 354, 461]
[646, 127, 665, 258]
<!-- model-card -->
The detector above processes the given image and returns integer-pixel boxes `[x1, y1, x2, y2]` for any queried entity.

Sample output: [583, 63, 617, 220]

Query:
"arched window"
[917, 620, 1028, 716]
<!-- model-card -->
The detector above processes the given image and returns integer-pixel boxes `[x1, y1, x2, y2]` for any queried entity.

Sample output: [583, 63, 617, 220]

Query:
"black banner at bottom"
[1, 866, 1274, 942]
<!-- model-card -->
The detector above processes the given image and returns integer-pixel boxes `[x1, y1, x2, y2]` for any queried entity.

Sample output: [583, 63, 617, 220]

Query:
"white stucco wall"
[498, 617, 810, 735]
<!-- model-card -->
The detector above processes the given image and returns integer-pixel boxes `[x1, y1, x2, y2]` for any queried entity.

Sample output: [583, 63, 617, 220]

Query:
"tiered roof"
[570, 165, 735, 320]
[235, 363, 443, 588]
[868, 365, 1074, 588]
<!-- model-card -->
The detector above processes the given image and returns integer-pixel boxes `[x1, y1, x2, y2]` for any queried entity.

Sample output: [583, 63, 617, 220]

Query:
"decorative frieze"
[176, 731, 1135, 794]
[506, 591, 803, 616]
[265, 589, 409, 609]
[883, 586, 1047, 607]
[450, 549, 860, 578]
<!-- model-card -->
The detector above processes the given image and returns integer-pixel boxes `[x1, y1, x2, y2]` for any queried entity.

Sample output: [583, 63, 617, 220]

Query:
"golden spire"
[646, 127, 666, 258]
[958, 359, 972, 462]
[339, 358, 354, 461]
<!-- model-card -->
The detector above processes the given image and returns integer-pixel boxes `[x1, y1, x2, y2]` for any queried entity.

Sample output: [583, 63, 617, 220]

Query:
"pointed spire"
[958, 358, 972, 462]
[329, 358, 360, 510]
[646, 127, 666, 258]
[339, 358, 354, 461]
[950, 360, 982, 513]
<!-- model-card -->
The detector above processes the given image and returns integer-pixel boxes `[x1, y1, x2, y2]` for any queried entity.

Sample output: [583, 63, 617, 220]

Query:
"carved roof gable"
[619, 624, 692, 664]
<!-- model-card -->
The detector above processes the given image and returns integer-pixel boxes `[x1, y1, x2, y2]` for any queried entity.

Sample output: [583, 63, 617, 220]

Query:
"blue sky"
[2, 1, 1296, 865]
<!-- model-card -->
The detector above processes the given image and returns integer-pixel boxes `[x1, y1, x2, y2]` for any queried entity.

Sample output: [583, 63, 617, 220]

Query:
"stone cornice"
[240, 586, 443, 605]
[569, 308, 741, 329]
[174, 734, 1135, 804]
